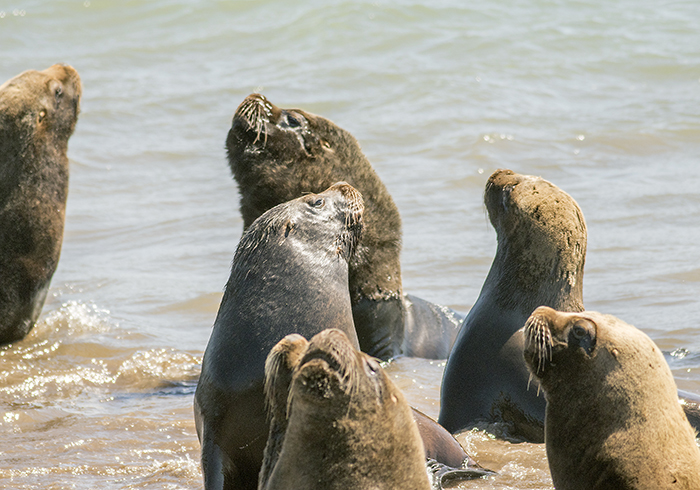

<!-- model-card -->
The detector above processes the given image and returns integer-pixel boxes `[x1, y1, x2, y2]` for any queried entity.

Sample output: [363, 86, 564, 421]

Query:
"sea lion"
[523, 306, 700, 489]
[261, 329, 493, 490]
[194, 182, 364, 490]
[226, 93, 462, 360]
[0, 64, 81, 345]
[439, 169, 587, 442]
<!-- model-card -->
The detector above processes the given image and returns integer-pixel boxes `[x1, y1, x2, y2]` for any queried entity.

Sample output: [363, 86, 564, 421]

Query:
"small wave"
[117, 349, 201, 390]
[0, 300, 201, 405]
[37, 300, 113, 337]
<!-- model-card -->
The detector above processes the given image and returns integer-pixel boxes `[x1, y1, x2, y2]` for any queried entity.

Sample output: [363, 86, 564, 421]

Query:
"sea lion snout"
[326, 181, 364, 220]
[42, 64, 82, 99]
[524, 307, 599, 383]
[232, 93, 278, 141]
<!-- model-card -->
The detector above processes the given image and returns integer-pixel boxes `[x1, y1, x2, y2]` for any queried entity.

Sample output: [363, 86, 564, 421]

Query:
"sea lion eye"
[365, 358, 380, 376]
[570, 319, 596, 354]
[311, 198, 325, 208]
[286, 114, 301, 128]
[572, 321, 588, 340]
[55, 86, 63, 99]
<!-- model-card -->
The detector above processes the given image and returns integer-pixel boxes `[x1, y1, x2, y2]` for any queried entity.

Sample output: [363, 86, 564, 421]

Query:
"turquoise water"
[1, 1, 699, 488]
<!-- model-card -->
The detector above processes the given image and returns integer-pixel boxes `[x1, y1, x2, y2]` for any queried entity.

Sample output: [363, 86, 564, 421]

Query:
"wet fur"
[226, 94, 463, 360]
[194, 184, 364, 490]
[260, 329, 431, 490]
[0, 65, 81, 344]
[439, 169, 587, 441]
[227, 94, 401, 304]
[524, 307, 700, 489]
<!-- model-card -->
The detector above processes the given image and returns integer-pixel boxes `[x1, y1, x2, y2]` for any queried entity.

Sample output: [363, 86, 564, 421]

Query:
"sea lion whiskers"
[235, 93, 272, 145]
[524, 314, 552, 375]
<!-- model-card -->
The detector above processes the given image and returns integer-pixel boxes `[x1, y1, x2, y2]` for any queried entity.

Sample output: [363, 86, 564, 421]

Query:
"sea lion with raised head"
[0, 64, 81, 345]
[439, 169, 587, 442]
[194, 182, 364, 490]
[523, 306, 700, 489]
[226, 93, 462, 360]
[261, 329, 493, 490]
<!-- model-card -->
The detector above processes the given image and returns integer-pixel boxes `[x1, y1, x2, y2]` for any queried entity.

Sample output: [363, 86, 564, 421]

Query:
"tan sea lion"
[0, 64, 81, 345]
[439, 169, 587, 442]
[226, 93, 462, 360]
[260, 329, 432, 490]
[523, 306, 700, 490]
[261, 331, 494, 490]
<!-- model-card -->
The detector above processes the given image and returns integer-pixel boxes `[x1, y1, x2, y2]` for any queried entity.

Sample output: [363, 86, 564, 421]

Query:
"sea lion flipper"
[199, 436, 225, 490]
[426, 459, 496, 489]
[402, 294, 464, 359]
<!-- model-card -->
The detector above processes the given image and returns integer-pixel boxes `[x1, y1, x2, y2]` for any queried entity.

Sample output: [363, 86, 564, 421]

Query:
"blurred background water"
[1, 0, 699, 488]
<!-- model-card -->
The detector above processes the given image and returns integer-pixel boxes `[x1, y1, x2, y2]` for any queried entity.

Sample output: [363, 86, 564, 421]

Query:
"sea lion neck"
[488, 229, 585, 314]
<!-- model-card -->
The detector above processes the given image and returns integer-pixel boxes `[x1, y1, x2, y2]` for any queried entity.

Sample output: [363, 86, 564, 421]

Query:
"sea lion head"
[523, 306, 700, 488]
[0, 64, 81, 153]
[289, 328, 388, 413]
[484, 169, 586, 312]
[231, 181, 364, 280]
[523, 306, 667, 396]
[226, 94, 374, 230]
[523, 306, 599, 392]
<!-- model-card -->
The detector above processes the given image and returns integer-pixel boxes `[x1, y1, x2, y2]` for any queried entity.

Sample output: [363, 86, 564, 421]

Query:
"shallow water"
[2, 0, 700, 488]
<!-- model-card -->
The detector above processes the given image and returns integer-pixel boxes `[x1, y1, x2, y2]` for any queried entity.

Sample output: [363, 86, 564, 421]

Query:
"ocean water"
[1, 0, 699, 488]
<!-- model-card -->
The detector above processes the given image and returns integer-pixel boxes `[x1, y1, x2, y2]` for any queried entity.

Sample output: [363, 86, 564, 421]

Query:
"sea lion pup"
[439, 169, 587, 442]
[194, 182, 364, 490]
[261, 332, 494, 490]
[226, 93, 462, 360]
[523, 306, 700, 490]
[0, 64, 81, 345]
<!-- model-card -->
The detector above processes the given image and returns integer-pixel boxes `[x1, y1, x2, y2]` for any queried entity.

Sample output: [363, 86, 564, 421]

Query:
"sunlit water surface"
[2, 1, 699, 488]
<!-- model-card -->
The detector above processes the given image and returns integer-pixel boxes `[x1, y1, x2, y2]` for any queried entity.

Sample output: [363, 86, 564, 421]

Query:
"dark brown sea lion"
[523, 306, 700, 490]
[0, 64, 81, 345]
[261, 329, 490, 490]
[226, 93, 462, 360]
[261, 332, 494, 490]
[194, 183, 364, 490]
[439, 169, 587, 442]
